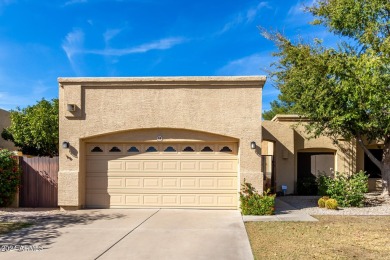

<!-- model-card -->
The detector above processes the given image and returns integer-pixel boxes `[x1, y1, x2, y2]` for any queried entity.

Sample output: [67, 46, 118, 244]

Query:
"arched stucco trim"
[82, 127, 239, 143]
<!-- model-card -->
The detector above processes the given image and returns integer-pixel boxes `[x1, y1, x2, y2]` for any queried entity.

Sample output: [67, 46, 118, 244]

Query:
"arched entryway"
[297, 148, 336, 195]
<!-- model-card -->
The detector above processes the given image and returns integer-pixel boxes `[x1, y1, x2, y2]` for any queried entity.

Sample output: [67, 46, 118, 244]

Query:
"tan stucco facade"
[58, 76, 265, 209]
[262, 115, 357, 194]
[262, 115, 383, 193]
[0, 108, 17, 151]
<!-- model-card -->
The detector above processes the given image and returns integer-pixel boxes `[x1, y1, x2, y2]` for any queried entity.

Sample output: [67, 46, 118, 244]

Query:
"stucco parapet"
[271, 114, 309, 122]
[58, 76, 266, 88]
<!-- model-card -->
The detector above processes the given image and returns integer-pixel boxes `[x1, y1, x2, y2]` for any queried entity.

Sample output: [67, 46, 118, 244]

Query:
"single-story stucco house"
[58, 76, 382, 210]
[58, 76, 266, 210]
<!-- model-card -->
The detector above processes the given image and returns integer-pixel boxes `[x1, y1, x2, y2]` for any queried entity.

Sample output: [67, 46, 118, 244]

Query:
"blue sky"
[0, 0, 338, 111]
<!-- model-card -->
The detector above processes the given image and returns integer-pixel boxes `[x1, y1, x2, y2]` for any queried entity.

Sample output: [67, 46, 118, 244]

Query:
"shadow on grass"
[0, 211, 126, 247]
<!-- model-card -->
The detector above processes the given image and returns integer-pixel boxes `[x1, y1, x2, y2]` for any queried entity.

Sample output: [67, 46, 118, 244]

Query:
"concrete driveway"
[0, 209, 253, 260]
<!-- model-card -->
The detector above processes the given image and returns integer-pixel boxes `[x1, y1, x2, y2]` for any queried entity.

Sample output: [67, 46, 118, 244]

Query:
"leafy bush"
[318, 196, 329, 208]
[317, 171, 368, 207]
[240, 180, 275, 215]
[0, 149, 21, 206]
[325, 199, 338, 210]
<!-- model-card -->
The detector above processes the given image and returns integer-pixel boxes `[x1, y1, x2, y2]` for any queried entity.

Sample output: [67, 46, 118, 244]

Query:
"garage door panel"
[107, 194, 238, 208]
[87, 160, 108, 172]
[125, 195, 141, 205]
[217, 161, 237, 171]
[143, 178, 160, 188]
[162, 178, 179, 188]
[108, 161, 124, 171]
[125, 178, 141, 187]
[162, 161, 179, 171]
[143, 161, 160, 170]
[107, 178, 124, 188]
[86, 176, 108, 189]
[125, 161, 142, 171]
[144, 195, 160, 205]
[86, 142, 238, 209]
[88, 176, 237, 190]
[180, 161, 198, 171]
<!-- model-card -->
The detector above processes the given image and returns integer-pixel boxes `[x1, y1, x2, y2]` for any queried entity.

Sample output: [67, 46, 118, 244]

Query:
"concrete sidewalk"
[242, 198, 318, 222]
[0, 209, 253, 260]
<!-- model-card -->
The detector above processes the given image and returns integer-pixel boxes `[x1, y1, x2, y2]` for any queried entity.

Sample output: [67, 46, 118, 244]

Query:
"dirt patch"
[246, 216, 390, 260]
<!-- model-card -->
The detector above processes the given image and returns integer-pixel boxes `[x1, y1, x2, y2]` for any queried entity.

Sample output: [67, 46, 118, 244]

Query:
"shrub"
[240, 180, 275, 215]
[317, 171, 368, 207]
[325, 199, 338, 210]
[317, 196, 329, 208]
[0, 149, 21, 206]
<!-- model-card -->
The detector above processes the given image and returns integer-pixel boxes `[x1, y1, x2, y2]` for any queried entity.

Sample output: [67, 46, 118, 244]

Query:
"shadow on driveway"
[0, 210, 126, 247]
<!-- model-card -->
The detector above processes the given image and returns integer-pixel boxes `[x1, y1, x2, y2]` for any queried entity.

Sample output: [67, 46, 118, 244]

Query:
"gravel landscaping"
[278, 192, 390, 215]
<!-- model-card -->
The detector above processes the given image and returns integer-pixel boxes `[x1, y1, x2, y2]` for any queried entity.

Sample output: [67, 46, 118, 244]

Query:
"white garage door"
[86, 143, 238, 209]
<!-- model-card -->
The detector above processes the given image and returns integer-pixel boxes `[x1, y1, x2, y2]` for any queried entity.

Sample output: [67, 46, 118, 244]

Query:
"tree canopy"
[1, 99, 59, 157]
[262, 0, 390, 194]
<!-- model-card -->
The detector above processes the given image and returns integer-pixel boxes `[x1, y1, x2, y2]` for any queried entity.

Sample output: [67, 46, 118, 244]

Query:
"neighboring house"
[0, 108, 17, 151]
[58, 76, 266, 210]
[262, 115, 383, 194]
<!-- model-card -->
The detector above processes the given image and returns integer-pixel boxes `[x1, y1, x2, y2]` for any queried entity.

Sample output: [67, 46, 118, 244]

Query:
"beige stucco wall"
[0, 109, 17, 151]
[262, 115, 357, 194]
[58, 76, 265, 209]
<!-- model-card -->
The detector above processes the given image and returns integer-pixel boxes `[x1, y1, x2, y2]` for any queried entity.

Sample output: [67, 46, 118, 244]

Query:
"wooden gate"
[19, 156, 59, 207]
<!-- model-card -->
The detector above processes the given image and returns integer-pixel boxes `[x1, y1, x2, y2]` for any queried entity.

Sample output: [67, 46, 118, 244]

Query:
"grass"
[246, 216, 390, 260]
[0, 222, 32, 235]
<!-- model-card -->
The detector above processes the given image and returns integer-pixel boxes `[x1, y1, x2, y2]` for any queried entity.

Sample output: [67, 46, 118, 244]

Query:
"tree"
[262, 0, 390, 195]
[1, 99, 59, 157]
[263, 100, 295, 120]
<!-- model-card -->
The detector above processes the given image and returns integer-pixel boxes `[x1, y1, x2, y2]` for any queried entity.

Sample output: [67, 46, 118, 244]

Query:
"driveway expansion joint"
[94, 209, 160, 260]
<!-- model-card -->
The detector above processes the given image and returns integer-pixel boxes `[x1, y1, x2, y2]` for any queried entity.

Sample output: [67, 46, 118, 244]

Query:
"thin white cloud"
[62, 29, 186, 59]
[216, 52, 275, 76]
[218, 1, 270, 35]
[62, 0, 87, 7]
[246, 2, 270, 23]
[62, 29, 85, 74]
[85, 37, 186, 56]
[103, 28, 123, 44]
[285, 0, 315, 27]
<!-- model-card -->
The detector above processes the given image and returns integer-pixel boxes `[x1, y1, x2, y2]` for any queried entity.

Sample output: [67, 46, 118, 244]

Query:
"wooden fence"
[19, 156, 59, 207]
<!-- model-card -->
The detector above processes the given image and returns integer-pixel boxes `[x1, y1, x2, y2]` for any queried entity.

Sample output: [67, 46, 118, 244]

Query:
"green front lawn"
[246, 216, 390, 260]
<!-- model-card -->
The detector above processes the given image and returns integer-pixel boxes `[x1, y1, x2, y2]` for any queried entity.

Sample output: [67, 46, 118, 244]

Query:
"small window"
[183, 146, 195, 152]
[127, 146, 140, 153]
[164, 146, 176, 152]
[109, 146, 121, 152]
[146, 146, 158, 152]
[91, 146, 103, 152]
[201, 146, 213, 152]
[220, 146, 232, 152]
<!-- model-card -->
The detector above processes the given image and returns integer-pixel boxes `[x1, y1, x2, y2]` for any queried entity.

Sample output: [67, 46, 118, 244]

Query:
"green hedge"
[0, 149, 21, 207]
